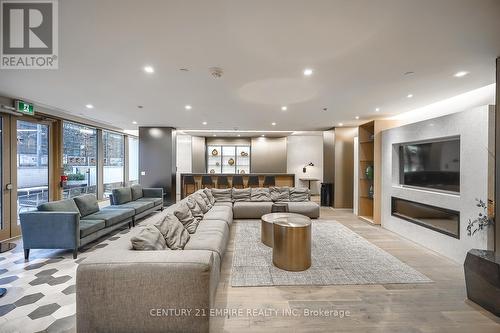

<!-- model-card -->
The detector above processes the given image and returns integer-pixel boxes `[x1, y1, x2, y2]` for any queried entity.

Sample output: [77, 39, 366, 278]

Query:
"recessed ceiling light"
[261, 134, 265, 137]
[144, 66, 154, 73]
[375, 107, 380, 112]
[202, 121, 207, 125]
[85, 104, 94, 109]
[213, 134, 217, 137]
[185, 105, 192, 110]
[355, 116, 360, 120]
[237, 134, 241, 137]
[338, 123, 344, 127]
[454, 71, 469, 78]
[271, 122, 276, 126]
[132, 121, 137, 125]
[407, 94, 413, 98]
[281, 106, 287, 111]
[303, 68, 313, 76]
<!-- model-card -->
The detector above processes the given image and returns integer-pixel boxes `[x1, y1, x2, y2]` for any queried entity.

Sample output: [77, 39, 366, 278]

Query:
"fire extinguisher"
[60, 175, 68, 188]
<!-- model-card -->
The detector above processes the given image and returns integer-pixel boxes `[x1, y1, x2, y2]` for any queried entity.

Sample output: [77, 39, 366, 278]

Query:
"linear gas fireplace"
[391, 197, 460, 238]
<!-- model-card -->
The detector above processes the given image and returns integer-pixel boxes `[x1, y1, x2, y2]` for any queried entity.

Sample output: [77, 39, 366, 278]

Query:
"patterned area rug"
[231, 220, 432, 287]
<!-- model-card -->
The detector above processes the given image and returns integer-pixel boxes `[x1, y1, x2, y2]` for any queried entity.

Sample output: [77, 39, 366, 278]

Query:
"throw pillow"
[130, 184, 144, 200]
[154, 213, 190, 250]
[290, 187, 310, 202]
[131, 225, 167, 250]
[192, 193, 209, 213]
[270, 187, 290, 202]
[211, 188, 232, 202]
[38, 199, 81, 216]
[204, 188, 216, 205]
[198, 191, 212, 209]
[250, 188, 272, 202]
[112, 187, 132, 204]
[73, 194, 100, 217]
[187, 196, 204, 220]
[232, 188, 251, 202]
[174, 201, 200, 233]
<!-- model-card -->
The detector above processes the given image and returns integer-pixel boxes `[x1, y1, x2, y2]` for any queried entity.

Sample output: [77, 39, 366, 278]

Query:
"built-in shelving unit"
[358, 121, 375, 223]
[356, 119, 399, 225]
[207, 145, 250, 174]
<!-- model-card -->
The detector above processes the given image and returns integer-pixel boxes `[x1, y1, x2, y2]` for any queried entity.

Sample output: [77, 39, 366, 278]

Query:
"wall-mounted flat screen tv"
[399, 137, 460, 193]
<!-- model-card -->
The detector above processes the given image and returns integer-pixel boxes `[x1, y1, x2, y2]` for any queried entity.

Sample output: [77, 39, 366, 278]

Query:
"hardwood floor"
[211, 207, 500, 333]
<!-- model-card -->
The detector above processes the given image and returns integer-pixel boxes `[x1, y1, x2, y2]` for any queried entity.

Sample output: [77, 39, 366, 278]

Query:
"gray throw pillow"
[204, 188, 216, 205]
[38, 199, 81, 216]
[154, 213, 190, 250]
[211, 188, 232, 202]
[232, 188, 251, 202]
[130, 184, 143, 200]
[251, 188, 272, 202]
[270, 187, 290, 202]
[187, 196, 204, 220]
[112, 187, 132, 204]
[73, 194, 100, 217]
[192, 193, 209, 213]
[131, 225, 167, 250]
[199, 191, 213, 209]
[290, 187, 310, 202]
[174, 201, 200, 233]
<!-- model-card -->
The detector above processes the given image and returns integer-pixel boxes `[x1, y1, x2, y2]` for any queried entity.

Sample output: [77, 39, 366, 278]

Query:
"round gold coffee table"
[261, 213, 292, 247]
[272, 215, 311, 271]
[261, 213, 305, 247]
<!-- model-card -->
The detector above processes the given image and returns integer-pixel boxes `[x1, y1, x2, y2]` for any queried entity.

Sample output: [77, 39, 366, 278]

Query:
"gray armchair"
[20, 211, 80, 260]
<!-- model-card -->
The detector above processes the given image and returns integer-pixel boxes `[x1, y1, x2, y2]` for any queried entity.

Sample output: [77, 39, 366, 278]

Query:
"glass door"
[16, 119, 50, 223]
[0, 115, 8, 241]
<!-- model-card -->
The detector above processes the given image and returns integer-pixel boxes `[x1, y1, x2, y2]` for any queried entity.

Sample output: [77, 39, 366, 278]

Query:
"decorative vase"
[228, 158, 235, 166]
[365, 165, 374, 180]
[368, 185, 374, 198]
[464, 249, 500, 317]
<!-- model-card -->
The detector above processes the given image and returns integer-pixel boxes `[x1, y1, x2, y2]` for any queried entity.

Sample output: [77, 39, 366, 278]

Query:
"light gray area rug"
[231, 220, 432, 287]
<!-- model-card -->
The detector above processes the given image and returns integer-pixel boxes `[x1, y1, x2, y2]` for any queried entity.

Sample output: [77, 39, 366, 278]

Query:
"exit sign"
[15, 100, 35, 116]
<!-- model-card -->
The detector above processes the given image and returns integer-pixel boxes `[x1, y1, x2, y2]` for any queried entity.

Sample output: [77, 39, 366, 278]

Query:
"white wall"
[381, 106, 494, 263]
[287, 134, 323, 195]
[176, 134, 192, 201]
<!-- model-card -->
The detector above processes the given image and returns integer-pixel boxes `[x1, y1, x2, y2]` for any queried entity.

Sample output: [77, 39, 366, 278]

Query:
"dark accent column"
[495, 57, 499, 253]
[96, 129, 104, 200]
[139, 127, 177, 205]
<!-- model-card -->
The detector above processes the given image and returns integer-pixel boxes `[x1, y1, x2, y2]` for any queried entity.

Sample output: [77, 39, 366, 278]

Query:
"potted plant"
[463, 198, 499, 317]
[66, 173, 87, 186]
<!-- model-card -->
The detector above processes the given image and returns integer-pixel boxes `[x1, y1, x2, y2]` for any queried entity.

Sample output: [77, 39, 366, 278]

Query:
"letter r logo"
[2, 1, 53, 54]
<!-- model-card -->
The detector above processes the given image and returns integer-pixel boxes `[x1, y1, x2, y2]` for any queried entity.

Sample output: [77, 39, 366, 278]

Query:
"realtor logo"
[1, 0, 58, 69]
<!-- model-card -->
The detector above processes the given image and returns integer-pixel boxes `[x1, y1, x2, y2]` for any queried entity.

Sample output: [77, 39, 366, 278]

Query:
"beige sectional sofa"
[76, 187, 319, 333]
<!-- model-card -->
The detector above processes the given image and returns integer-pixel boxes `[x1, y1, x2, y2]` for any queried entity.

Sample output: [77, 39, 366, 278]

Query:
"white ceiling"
[0, 0, 499, 132]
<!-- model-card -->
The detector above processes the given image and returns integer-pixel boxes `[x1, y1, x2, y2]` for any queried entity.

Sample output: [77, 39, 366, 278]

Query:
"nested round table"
[261, 212, 304, 247]
[272, 215, 311, 271]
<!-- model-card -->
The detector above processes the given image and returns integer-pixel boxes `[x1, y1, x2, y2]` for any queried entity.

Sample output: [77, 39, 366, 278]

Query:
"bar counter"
[180, 173, 295, 198]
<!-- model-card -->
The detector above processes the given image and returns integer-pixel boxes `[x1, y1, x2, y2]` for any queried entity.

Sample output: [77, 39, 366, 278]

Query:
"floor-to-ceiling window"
[103, 130, 125, 197]
[62, 122, 98, 198]
[128, 136, 139, 185]
[16, 120, 49, 220]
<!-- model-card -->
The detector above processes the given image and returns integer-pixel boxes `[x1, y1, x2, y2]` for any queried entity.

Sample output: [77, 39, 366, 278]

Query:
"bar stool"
[201, 175, 214, 188]
[232, 175, 244, 189]
[217, 176, 230, 189]
[183, 175, 197, 197]
[263, 176, 275, 187]
[247, 175, 260, 188]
